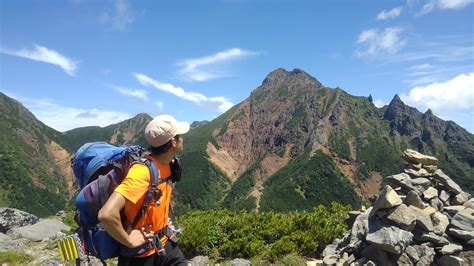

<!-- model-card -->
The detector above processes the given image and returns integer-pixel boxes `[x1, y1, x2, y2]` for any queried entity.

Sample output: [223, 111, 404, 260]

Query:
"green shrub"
[0, 251, 33, 264]
[178, 202, 350, 262]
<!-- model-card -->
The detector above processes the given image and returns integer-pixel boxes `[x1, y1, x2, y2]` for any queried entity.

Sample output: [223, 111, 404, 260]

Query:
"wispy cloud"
[355, 27, 406, 57]
[135, 73, 234, 113]
[0, 44, 78, 76]
[418, 0, 474, 15]
[155, 101, 164, 111]
[111, 85, 148, 101]
[377, 6, 403, 20]
[4, 94, 132, 131]
[385, 44, 474, 64]
[100, 0, 134, 31]
[401, 72, 474, 132]
[177, 48, 260, 81]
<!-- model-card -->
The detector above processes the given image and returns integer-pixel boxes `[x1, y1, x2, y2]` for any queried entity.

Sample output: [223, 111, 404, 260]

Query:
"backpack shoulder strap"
[129, 158, 160, 230]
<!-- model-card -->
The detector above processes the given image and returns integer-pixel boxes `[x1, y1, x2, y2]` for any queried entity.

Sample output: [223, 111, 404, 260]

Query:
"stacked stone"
[321, 149, 474, 266]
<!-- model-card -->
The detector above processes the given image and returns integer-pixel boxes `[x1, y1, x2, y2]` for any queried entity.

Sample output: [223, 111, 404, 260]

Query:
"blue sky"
[1, 0, 473, 132]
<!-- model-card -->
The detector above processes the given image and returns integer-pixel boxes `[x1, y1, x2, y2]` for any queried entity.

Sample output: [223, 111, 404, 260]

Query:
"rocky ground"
[320, 149, 474, 266]
[0, 208, 253, 265]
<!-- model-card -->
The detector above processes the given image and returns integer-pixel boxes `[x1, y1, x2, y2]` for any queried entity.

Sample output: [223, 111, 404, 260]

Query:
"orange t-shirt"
[115, 156, 172, 257]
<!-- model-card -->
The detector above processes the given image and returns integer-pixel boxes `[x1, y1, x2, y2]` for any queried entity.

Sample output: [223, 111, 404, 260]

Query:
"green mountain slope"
[63, 113, 152, 153]
[0, 92, 70, 217]
[260, 151, 362, 212]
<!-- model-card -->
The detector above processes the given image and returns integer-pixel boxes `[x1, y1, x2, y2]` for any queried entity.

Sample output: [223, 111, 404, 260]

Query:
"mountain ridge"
[1, 68, 472, 216]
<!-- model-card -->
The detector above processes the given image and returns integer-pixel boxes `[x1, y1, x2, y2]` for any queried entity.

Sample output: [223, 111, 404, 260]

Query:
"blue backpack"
[72, 142, 162, 261]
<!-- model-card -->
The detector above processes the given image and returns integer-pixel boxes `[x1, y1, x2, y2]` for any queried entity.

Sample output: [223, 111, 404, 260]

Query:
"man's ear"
[171, 137, 178, 147]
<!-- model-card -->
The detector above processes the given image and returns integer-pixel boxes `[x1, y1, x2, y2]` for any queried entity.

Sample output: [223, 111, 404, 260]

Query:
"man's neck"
[151, 153, 174, 165]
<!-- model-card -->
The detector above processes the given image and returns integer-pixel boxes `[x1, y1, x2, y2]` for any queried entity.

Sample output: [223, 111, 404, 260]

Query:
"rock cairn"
[322, 149, 474, 266]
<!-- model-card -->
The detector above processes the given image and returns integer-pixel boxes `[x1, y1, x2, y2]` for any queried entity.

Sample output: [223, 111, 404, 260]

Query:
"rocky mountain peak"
[424, 109, 434, 117]
[384, 94, 410, 120]
[261, 68, 321, 87]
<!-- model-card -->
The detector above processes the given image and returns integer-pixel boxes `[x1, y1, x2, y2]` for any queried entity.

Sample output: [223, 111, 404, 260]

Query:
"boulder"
[439, 190, 450, 203]
[0, 207, 38, 233]
[404, 168, 430, 178]
[417, 232, 449, 245]
[365, 220, 413, 254]
[396, 252, 412, 265]
[349, 207, 371, 244]
[437, 255, 465, 266]
[440, 243, 463, 255]
[431, 212, 450, 235]
[360, 244, 393, 266]
[387, 174, 418, 193]
[225, 259, 251, 266]
[432, 170, 463, 195]
[405, 246, 419, 262]
[369, 185, 403, 218]
[385, 204, 416, 230]
[404, 190, 428, 209]
[408, 205, 434, 232]
[444, 206, 465, 215]
[322, 241, 339, 257]
[402, 149, 438, 165]
[422, 206, 437, 215]
[7, 219, 70, 242]
[411, 163, 422, 170]
[463, 198, 474, 209]
[451, 208, 474, 231]
[322, 255, 338, 265]
[347, 211, 361, 229]
[411, 177, 431, 189]
[423, 165, 438, 173]
[413, 244, 435, 265]
[429, 197, 444, 212]
[190, 256, 209, 266]
[0, 237, 28, 252]
[459, 251, 474, 266]
[453, 192, 471, 205]
[423, 187, 438, 200]
[0, 232, 11, 242]
[448, 228, 474, 241]
[306, 260, 323, 266]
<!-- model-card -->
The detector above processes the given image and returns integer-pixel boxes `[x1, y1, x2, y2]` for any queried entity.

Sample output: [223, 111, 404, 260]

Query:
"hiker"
[98, 114, 189, 266]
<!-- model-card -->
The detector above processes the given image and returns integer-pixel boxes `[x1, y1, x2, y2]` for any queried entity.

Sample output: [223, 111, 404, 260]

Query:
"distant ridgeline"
[0, 68, 472, 217]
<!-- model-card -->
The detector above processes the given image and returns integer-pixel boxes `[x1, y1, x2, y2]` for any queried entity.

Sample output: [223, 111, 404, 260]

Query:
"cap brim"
[176, 121, 190, 135]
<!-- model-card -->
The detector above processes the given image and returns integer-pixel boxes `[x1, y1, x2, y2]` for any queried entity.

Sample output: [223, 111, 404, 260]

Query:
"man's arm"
[98, 192, 153, 248]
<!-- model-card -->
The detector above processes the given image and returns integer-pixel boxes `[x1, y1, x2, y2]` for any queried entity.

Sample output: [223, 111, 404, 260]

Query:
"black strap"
[129, 176, 172, 230]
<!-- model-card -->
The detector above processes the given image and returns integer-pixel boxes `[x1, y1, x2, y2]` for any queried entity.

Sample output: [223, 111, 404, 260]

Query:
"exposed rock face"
[321, 149, 473, 265]
[7, 219, 70, 242]
[0, 208, 38, 233]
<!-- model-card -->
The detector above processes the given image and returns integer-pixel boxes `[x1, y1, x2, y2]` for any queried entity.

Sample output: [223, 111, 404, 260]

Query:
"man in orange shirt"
[99, 114, 189, 265]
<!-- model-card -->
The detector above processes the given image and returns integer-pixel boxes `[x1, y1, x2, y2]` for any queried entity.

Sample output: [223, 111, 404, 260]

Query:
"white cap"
[144, 115, 190, 147]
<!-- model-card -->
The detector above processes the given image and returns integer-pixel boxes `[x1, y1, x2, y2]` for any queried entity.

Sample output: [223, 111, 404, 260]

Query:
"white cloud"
[407, 63, 433, 71]
[177, 48, 259, 81]
[377, 6, 403, 20]
[6, 95, 132, 132]
[401, 72, 474, 131]
[355, 27, 406, 57]
[419, 0, 473, 15]
[0, 44, 78, 76]
[100, 0, 134, 31]
[135, 73, 234, 113]
[111, 85, 148, 101]
[155, 101, 164, 111]
[373, 99, 388, 108]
